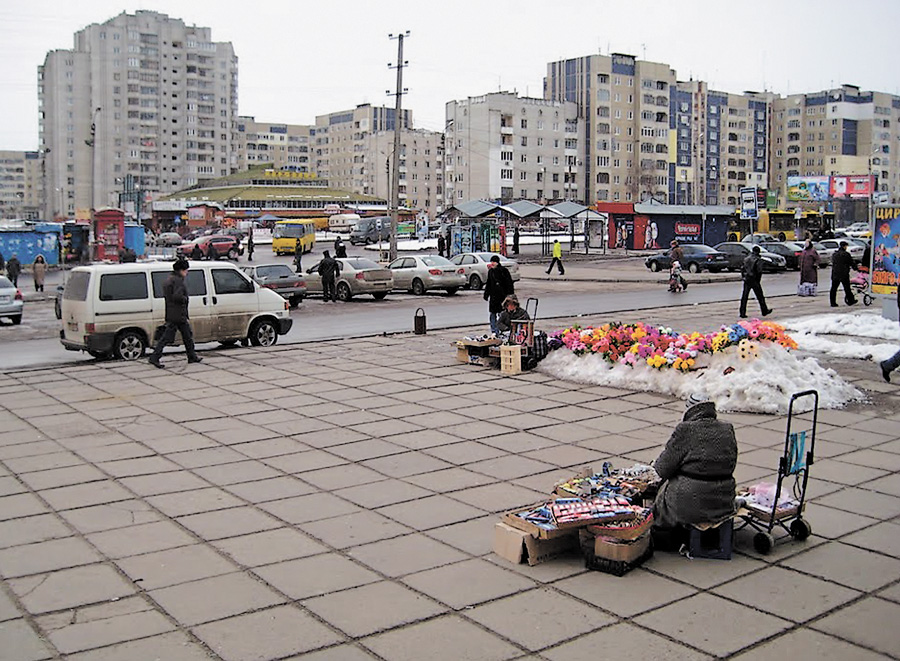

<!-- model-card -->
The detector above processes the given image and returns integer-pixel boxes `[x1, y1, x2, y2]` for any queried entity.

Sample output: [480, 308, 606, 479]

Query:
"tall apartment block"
[363, 129, 444, 215]
[0, 151, 43, 219]
[38, 10, 238, 219]
[236, 117, 314, 172]
[443, 92, 580, 206]
[544, 54, 675, 205]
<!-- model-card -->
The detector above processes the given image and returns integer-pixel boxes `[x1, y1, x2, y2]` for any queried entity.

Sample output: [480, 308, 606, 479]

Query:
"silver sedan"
[388, 255, 467, 295]
[304, 257, 393, 301]
[449, 252, 521, 290]
[0, 276, 24, 325]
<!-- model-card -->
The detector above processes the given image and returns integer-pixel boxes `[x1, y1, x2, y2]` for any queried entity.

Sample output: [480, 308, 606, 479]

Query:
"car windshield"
[475, 252, 507, 262]
[344, 258, 381, 270]
[421, 256, 453, 267]
[685, 245, 716, 254]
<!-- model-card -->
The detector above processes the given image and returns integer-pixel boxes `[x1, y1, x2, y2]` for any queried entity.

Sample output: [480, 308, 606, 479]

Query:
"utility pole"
[387, 31, 409, 261]
[85, 107, 101, 260]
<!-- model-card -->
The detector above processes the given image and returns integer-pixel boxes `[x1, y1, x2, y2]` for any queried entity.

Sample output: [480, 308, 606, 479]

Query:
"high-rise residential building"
[236, 117, 314, 172]
[443, 92, 580, 206]
[545, 54, 676, 205]
[363, 129, 444, 214]
[0, 151, 43, 219]
[38, 10, 238, 220]
[769, 84, 900, 206]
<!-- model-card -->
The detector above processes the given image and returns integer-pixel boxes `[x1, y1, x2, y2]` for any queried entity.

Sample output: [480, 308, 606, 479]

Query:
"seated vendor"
[496, 294, 530, 335]
[651, 393, 738, 548]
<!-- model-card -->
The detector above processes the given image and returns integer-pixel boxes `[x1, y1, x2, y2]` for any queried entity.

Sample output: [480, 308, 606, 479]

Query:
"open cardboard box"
[493, 522, 578, 566]
[580, 528, 651, 563]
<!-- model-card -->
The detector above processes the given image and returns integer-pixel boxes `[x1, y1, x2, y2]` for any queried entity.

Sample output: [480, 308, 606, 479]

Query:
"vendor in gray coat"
[652, 393, 738, 532]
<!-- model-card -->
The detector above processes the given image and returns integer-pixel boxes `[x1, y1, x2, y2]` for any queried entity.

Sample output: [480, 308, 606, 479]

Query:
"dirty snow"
[782, 311, 900, 363]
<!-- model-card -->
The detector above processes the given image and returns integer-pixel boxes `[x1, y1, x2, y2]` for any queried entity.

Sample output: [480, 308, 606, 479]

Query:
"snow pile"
[782, 312, 899, 363]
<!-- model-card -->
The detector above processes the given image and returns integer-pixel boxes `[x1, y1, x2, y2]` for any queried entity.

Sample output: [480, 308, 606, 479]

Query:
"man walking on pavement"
[546, 239, 565, 275]
[437, 233, 446, 258]
[318, 250, 340, 302]
[485, 255, 514, 335]
[830, 241, 858, 307]
[293, 238, 303, 273]
[512, 225, 520, 255]
[669, 240, 688, 290]
[739, 245, 773, 319]
[247, 230, 254, 262]
[6, 254, 21, 287]
[149, 258, 202, 369]
[880, 284, 900, 382]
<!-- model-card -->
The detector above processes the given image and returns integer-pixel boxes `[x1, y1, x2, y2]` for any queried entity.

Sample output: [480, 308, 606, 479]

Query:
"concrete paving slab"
[212, 528, 328, 568]
[9, 563, 135, 614]
[542, 622, 711, 661]
[781, 541, 900, 591]
[0, 619, 55, 660]
[347, 533, 468, 578]
[553, 567, 697, 617]
[253, 554, 380, 600]
[731, 628, 886, 661]
[401, 558, 536, 609]
[64, 630, 213, 661]
[115, 544, 239, 590]
[811, 597, 900, 658]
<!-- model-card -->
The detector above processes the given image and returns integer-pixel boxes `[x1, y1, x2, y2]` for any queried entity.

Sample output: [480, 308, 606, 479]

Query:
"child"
[668, 260, 683, 292]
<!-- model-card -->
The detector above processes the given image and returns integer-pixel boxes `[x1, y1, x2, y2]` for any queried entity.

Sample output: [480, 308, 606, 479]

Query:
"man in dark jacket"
[318, 250, 341, 302]
[739, 246, 772, 318]
[148, 259, 201, 368]
[293, 239, 303, 273]
[484, 255, 514, 334]
[512, 226, 520, 255]
[880, 285, 900, 382]
[652, 394, 738, 537]
[669, 240, 688, 290]
[190, 243, 203, 261]
[830, 241, 858, 307]
[437, 233, 446, 257]
[247, 231, 255, 262]
[6, 254, 21, 287]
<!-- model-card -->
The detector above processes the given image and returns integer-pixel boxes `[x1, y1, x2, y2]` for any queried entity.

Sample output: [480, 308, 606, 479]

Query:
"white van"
[328, 213, 360, 234]
[60, 261, 293, 360]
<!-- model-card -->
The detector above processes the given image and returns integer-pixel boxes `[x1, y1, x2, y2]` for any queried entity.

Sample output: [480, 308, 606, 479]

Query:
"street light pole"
[85, 107, 101, 260]
[387, 31, 409, 262]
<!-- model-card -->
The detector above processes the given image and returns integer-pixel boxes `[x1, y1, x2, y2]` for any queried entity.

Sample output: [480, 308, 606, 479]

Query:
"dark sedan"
[644, 244, 729, 273]
[714, 242, 788, 272]
[762, 241, 805, 270]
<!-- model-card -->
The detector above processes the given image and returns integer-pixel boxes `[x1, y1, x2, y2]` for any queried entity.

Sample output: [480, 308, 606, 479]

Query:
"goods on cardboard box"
[551, 497, 642, 528]
[579, 527, 653, 576]
[555, 463, 660, 501]
[493, 522, 578, 566]
[587, 509, 654, 541]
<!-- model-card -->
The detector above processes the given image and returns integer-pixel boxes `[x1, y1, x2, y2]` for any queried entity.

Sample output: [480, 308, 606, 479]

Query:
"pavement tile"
[9, 564, 135, 614]
[119, 470, 210, 496]
[335, 478, 433, 508]
[634, 592, 790, 657]
[803, 458, 890, 486]
[438, 421, 516, 441]
[841, 520, 900, 558]
[361, 614, 521, 661]
[262, 450, 348, 475]
[781, 541, 900, 591]
[362, 452, 453, 478]
[401, 558, 536, 609]
[304, 581, 446, 637]
[64, 630, 213, 661]
[0, 444, 72, 464]
[213, 528, 328, 567]
[421, 440, 507, 465]
[521, 444, 608, 468]
[96, 456, 181, 478]
[74, 442, 156, 463]
[167, 446, 246, 469]
[879, 582, 900, 603]
[812, 486, 900, 519]
[223, 476, 316, 503]
[253, 554, 380, 600]
[0, 619, 55, 660]
[403, 467, 494, 493]
[553, 566, 697, 617]
[87, 520, 196, 559]
[38, 481, 132, 511]
[0, 588, 22, 622]
[841, 448, 900, 472]
[148, 571, 285, 626]
[260, 492, 361, 524]
[177, 506, 283, 540]
[192, 460, 285, 486]
[290, 427, 370, 449]
[377, 494, 485, 530]
[800, 502, 880, 539]
[478, 431, 560, 453]
[467, 455, 557, 481]
[730, 628, 886, 661]
[115, 544, 239, 590]
[36, 596, 174, 655]
[812, 597, 900, 658]
[148, 486, 245, 517]
[425, 516, 500, 556]
[348, 533, 468, 577]
[0, 493, 48, 521]
[298, 464, 387, 491]
[448, 483, 547, 513]
[300, 510, 410, 549]
[0, 514, 72, 549]
[0, 536, 101, 579]
[542, 622, 710, 661]
[192, 604, 343, 660]
[644, 550, 767, 589]
[866, 473, 900, 498]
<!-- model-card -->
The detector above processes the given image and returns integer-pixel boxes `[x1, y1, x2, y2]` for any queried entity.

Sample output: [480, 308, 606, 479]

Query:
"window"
[152, 270, 206, 297]
[99, 273, 147, 301]
[500, 169, 513, 180]
[212, 269, 253, 294]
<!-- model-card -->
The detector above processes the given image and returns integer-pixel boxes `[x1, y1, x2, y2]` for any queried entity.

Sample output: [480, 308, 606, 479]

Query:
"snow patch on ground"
[782, 311, 900, 362]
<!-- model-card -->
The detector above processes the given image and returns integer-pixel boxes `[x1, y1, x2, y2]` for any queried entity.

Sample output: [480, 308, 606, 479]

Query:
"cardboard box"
[582, 529, 651, 563]
[587, 511, 653, 541]
[493, 522, 578, 566]
[502, 503, 569, 540]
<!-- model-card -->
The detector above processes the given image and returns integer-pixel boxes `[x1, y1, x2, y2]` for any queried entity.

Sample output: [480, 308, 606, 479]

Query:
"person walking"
[546, 239, 565, 275]
[318, 250, 340, 302]
[334, 237, 347, 258]
[484, 254, 514, 334]
[739, 245, 773, 318]
[246, 230, 254, 262]
[669, 240, 688, 290]
[798, 240, 820, 296]
[32, 255, 47, 292]
[148, 258, 202, 369]
[6, 254, 21, 287]
[293, 238, 303, 273]
[512, 226, 520, 255]
[437, 233, 446, 258]
[879, 285, 900, 383]
[830, 241, 858, 307]
[190, 243, 203, 261]
[207, 242, 219, 261]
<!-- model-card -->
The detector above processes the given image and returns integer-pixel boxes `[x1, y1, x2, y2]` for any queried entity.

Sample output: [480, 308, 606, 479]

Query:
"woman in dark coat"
[798, 240, 819, 290]
[483, 255, 514, 335]
[652, 394, 738, 532]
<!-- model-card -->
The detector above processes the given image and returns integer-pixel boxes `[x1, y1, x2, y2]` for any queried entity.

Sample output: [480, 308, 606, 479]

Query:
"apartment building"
[363, 129, 444, 215]
[443, 92, 580, 206]
[0, 151, 42, 219]
[769, 84, 900, 205]
[545, 53, 675, 205]
[38, 10, 239, 219]
[236, 117, 314, 172]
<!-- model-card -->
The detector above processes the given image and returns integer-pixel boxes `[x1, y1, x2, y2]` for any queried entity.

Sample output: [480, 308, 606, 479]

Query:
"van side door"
[151, 269, 214, 342]
[210, 267, 258, 340]
[94, 271, 152, 337]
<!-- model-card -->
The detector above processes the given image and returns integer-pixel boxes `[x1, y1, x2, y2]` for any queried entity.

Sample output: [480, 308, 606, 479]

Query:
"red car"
[177, 234, 244, 260]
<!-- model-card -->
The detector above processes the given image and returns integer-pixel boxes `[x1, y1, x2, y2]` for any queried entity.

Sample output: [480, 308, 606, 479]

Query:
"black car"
[644, 244, 729, 273]
[761, 241, 804, 271]
[714, 242, 788, 272]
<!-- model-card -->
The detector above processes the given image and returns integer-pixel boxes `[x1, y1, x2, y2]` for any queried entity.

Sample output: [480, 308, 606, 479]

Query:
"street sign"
[740, 187, 758, 220]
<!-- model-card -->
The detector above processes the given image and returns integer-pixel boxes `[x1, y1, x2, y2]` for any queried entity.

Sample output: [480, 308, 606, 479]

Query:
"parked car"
[740, 233, 779, 245]
[177, 235, 244, 260]
[817, 238, 865, 261]
[0, 276, 23, 325]
[714, 242, 787, 272]
[812, 241, 836, 266]
[644, 244, 729, 273]
[844, 222, 871, 238]
[449, 252, 521, 290]
[761, 241, 805, 271]
[388, 255, 467, 295]
[241, 264, 307, 307]
[303, 257, 393, 301]
[156, 232, 183, 247]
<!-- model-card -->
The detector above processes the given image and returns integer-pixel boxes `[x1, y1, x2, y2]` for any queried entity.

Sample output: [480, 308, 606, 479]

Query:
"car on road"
[241, 264, 307, 307]
[349, 216, 392, 245]
[177, 235, 244, 261]
[844, 222, 871, 238]
[449, 252, 521, 290]
[714, 242, 787, 272]
[155, 232, 183, 247]
[761, 241, 805, 270]
[817, 238, 865, 261]
[0, 276, 24, 325]
[740, 233, 780, 245]
[644, 244, 729, 273]
[388, 255, 467, 295]
[304, 257, 393, 301]
[811, 241, 836, 266]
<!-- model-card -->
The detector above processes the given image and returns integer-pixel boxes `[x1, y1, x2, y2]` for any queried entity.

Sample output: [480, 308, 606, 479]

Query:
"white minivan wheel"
[249, 319, 278, 347]
[115, 330, 146, 361]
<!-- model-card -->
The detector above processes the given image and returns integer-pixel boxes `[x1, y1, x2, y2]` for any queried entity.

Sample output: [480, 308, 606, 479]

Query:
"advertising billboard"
[787, 176, 830, 202]
[740, 187, 758, 220]
[830, 175, 875, 199]
[872, 205, 900, 296]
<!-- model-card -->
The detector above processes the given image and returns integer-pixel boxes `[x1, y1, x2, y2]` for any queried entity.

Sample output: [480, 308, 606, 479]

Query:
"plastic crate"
[500, 345, 522, 375]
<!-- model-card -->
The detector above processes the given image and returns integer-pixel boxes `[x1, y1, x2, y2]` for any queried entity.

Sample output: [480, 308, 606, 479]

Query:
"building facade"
[363, 129, 444, 215]
[236, 117, 314, 172]
[39, 10, 239, 220]
[0, 151, 42, 219]
[443, 92, 580, 206]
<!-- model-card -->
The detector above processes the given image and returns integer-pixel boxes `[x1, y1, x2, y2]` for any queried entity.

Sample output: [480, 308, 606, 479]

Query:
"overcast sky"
[0, 0, 896, 151]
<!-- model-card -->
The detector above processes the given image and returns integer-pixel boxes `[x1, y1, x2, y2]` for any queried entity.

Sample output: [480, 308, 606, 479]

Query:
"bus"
[727, 210, 835, 242]
[272, 220, 316, 255]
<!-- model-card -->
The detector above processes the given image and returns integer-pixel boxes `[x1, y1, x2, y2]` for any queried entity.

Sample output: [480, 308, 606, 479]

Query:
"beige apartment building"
[363, 129, 444, 215]
[0, 151, 43, 219]
[236, 117, 314, 172]
[38, 10, 239, 219]
[443, 92, 580, 206]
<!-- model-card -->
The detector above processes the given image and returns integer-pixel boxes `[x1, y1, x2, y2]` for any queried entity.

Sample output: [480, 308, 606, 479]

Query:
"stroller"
[668, 261, 683, 293]
[850, 269, 873, 306]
